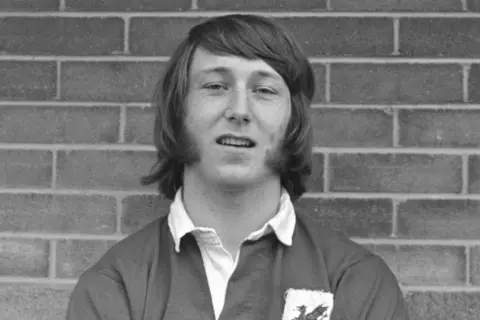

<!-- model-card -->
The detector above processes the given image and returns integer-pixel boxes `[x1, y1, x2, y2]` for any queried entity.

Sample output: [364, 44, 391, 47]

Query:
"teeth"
[219, 137, 252, 147]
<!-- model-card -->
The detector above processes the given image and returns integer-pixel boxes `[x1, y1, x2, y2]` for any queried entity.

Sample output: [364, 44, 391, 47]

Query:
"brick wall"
[1, 1, 480, 319]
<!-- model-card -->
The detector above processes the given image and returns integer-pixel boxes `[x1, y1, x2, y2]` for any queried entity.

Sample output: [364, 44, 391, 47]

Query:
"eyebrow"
[197, 66, 283, 81]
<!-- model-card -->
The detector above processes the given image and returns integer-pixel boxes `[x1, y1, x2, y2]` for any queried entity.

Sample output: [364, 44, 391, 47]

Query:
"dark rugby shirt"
[66, 212, 408, 320]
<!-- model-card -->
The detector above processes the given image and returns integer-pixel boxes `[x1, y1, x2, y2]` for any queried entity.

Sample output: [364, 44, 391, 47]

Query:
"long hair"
[141, 14, 316, 202]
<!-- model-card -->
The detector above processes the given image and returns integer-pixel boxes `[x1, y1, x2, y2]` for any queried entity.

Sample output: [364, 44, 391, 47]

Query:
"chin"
[217, 172, 256, 186]
[215, 167, 273, 189]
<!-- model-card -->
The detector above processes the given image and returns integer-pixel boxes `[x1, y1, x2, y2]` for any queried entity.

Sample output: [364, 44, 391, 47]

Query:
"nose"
[224, 87, 252, 124]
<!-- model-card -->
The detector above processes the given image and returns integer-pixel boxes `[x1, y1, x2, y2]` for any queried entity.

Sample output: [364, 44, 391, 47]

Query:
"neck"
[182, 170, 283, 254]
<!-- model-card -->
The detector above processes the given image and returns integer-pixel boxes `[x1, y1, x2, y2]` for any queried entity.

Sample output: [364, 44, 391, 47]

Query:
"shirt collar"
[168, 187, 296, 253]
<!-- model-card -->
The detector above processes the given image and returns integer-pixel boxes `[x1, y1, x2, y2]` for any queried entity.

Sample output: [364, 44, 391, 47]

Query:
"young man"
[66, 14, 408, 320]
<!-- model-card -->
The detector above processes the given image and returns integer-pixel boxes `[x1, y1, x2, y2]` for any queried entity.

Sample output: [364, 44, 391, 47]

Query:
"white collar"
[168, 187, 296, 252]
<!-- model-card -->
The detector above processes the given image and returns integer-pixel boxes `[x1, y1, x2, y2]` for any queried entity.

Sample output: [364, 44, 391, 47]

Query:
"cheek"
[258, 104, 291, 144]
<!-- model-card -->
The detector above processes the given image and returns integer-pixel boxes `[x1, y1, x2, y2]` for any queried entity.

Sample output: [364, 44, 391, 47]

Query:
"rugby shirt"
[66, 208, 408, 319]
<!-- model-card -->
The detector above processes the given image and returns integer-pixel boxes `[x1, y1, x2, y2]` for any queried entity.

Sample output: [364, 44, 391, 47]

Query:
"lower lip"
[217, 143, 255, 150]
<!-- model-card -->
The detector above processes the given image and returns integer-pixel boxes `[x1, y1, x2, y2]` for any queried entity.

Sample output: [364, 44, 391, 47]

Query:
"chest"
[140, 235, 334, 320]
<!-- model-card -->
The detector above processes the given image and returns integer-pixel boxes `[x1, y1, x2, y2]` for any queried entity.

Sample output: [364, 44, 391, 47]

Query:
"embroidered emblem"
[282, 289, 334, 320]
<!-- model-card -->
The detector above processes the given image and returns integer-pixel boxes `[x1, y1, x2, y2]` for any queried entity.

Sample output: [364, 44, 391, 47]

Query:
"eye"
[255, 87, 277, 95]
[203, 83, 227, 91]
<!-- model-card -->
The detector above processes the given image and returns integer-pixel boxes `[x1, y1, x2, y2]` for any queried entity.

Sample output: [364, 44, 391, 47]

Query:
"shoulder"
[295, 211, 373, 259]
[294, 212, 387, 286]
[68, 216, 172, 319]
[84, 215, 171, 281]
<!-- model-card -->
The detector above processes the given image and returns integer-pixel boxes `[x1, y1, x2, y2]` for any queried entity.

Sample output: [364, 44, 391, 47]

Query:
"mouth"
[215, 134, 256, 148]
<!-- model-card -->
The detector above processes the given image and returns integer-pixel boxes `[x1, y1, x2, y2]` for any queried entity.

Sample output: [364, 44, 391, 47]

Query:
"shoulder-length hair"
[141, 14, 316, 202]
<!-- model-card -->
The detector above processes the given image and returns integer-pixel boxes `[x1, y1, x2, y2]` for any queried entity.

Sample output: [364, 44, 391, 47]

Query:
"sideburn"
[175, 123, 201, 165]
[265, 136, 289, 176]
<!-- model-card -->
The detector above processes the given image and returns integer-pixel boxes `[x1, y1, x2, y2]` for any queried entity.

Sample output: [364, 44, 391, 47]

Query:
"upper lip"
[216, 134, 257, 146]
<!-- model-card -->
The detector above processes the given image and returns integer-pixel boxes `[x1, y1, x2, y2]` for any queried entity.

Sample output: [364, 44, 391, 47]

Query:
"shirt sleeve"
[331, 255, 409, 320]
[66, 269, 133, 320]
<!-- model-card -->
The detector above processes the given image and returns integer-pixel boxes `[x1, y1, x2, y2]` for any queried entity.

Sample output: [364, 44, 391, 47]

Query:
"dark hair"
[141, 14, 315, 202]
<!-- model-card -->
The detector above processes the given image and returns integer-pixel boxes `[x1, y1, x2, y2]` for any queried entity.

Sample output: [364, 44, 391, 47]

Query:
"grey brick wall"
[1, 1, 480, 319]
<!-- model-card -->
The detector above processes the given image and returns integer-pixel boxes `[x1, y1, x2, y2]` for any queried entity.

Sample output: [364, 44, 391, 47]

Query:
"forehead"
[189, 47, 284, 82]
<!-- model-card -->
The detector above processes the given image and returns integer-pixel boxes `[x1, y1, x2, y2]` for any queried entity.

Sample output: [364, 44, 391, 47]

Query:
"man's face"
[183, 47, 292, 189]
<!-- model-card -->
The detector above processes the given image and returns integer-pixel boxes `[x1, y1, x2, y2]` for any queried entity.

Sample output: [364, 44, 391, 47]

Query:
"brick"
[331, 64, 463, 104]
[122, 195, 172, 233]
[66, 0, 190, 11]
[312, 64, 326, 103]
[0, 106, 119, 143]
[468, 64, 480, 103]
[130, 18, 393, 57]
[469, 0, 480, 11]
[399, 109, 480, 147]
[306, 154, 324, 193]
[130, 18, 204, 56]
[0, 0, 58, 10]
[329, 154, 462, 193]
[0, 239, 49, 277]
[294, 198, 393, 237]
[0, 62, 56, 100]
[125, 106, 154, 144]
[405, 292, 480, 320]
[61, 62, 165, 102]
[468, 155, 480, 193]
[198, 0, 327, 10]
[331, 64, 396, 103]
[370, 245, 466, 285]
[332, 0, 463, 11]
[277, 18, 393, 57]
[470, 247, 480, 286]
[0, 194, 116, 234]
[0, 284, 72, 320]
[56, 150, 156, 190]
[400, 19, 480, 57]
[470, 246, 480, 285]
[56, 239, 116, 278]
[0, 150, 52, 188]
[0, 18, 123, 55]
[312, 108, 393, 147]
[398, 200, 480, 239]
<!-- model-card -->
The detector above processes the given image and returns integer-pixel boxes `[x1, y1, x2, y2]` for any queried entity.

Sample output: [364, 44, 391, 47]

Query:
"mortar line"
[465, 245, 471, 286]
[392, 108, 400, 147]
[59, 0, 66, 11]
[2, 11, 480, 18]
[393, 18, 400, 55]
[48, 239, 57, 279]
[462, 155, 469, 194]
[51, 150, 57, 189]
[401, 285, 480, 292]
[7, 100, 480, 109]
[56, 61, 62, 100]
[116, 196, 123, 234]
[5, 188, 480, 200]
[119, 105, 126, 143]
[0, 232, 479, 246]
[5, 143, 480, 154]
[3, 55, 480, 64]
[325, 63, 331, 102]
[0, 101, 149, 107]
[0, 276, 77, 285]
[326, 0, 332, 10]
[463, 64, 471, 103]
[124, 17, 130, 54]
[391, 199, 399, 237]
[191, 0, 199, 10]
[0, 232, 126, 241]
[323, 152, 330, 193]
